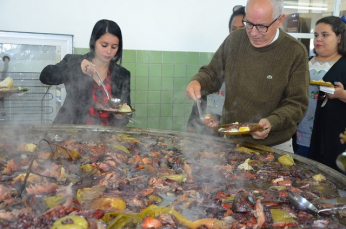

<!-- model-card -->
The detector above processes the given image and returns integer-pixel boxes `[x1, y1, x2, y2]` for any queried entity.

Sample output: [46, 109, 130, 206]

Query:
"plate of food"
[214, 122, 263, 135]
[0, 77, 29, 98]
[310, 80, 334, 87]
[0, 87, 29, 98]
[95, 103, 135, 114]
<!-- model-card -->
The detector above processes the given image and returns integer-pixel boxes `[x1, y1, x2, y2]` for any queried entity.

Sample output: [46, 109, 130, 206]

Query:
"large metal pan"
[1, 124, 346, 228]
[2, 124, 345, 188]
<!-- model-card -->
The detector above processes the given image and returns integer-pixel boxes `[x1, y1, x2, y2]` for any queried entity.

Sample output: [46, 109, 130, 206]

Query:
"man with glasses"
[186, 6, 245, 135]
[185, 0, 309, 152]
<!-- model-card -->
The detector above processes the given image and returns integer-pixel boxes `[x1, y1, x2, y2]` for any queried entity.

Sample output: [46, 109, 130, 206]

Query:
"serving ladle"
[288, 192, 346, 215]
[94, 70, 121, 109]
[336, 151, 346, 173]
[196, 98, 204, 124]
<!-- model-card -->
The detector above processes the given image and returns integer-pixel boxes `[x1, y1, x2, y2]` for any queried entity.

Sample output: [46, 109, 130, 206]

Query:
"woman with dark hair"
[40, 19, 131, 126]
[296, 16, 346, 171]
[229, 6, 245, 33]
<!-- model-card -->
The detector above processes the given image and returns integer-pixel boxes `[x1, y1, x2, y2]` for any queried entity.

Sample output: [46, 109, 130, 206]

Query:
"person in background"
[295, 16, 346, 158]
[185, 0, 309, 152]
[186, 5, 245, 135]
[40, 19, 131, 126]
[229, 5, 246, 33]
[341, 129, 346, 144]
[307, 16, 346, 171]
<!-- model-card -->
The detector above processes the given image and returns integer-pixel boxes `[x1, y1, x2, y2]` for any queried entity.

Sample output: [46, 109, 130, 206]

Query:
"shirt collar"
[270, 28, 280, 44]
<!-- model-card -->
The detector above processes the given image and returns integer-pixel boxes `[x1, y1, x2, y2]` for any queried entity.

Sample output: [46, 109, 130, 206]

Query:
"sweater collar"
[251, 28, 285, 51]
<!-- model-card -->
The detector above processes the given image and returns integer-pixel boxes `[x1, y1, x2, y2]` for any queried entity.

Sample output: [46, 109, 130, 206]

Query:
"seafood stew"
[0, 125, 345, 229]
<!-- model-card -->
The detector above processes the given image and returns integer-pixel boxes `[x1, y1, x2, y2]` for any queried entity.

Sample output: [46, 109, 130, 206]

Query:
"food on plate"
[239, 126, 250, 132]
[217, 122, 259, 133]
[119, 103, 132, 112]
[0, 77, 28, 95]
[203, 114, 219, 128]
[94, 102, 133, 113]
[313, 79, 327, 82]
[0, 77, 13, 88]
[0, 128, 345, 228]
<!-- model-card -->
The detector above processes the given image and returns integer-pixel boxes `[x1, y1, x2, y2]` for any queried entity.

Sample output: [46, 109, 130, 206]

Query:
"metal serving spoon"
[196, 98, 204, 124]
[288, 192, 346, 215]
[94, 70, 121, 109]
[336, 151, 346, 173]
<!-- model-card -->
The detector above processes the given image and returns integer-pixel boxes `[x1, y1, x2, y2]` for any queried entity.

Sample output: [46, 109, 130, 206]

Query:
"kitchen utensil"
[94, 70, 121, 109]
[321, 96, 328, 107]
[314, 198, 346, 205]
[288, 192, 346, 215]
[196, 98, 204, 123]
[336, 151, 346, 173]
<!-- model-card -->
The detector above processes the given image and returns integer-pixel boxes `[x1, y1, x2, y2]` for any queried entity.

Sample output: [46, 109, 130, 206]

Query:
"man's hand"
[185, 80, 201, 101]
[251, 118, 272, 140]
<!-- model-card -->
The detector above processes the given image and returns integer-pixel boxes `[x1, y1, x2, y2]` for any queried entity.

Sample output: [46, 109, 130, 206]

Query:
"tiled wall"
[74, 48, 214, 132]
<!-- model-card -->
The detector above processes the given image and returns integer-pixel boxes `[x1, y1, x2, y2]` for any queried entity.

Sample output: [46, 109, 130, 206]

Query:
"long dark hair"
[314, 16, 346, 56]
[89, 19, 123, 64]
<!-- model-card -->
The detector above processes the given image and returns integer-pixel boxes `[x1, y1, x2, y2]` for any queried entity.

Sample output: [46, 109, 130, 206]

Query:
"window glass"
[341, 0, 346, 17]
[282, 0, 334, 33]
[281, 0, 346, 58]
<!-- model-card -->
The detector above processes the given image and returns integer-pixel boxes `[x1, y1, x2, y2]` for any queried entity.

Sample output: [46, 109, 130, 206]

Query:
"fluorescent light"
[284, 6, 328, 11]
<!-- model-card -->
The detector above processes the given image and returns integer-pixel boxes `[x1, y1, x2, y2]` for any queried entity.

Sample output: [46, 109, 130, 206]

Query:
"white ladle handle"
[318, 205, 346, 213]
[196, 98, 203, 120]
[94, 70, 110, 99]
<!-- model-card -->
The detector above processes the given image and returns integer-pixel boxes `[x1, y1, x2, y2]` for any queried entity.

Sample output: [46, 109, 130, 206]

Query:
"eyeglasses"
[233, 5, 244, 12]
[242, 15, 281, 33]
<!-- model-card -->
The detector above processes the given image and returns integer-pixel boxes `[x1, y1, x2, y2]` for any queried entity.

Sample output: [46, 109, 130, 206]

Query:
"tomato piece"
[278, 180, 292, 187]
[217, 191, 229, 198]
[221, 202, 231, 209]
[141, 217, 162, 228]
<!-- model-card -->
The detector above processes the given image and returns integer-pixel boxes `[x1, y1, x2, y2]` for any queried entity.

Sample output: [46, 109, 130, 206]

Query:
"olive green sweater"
[192, 28, 309, 146]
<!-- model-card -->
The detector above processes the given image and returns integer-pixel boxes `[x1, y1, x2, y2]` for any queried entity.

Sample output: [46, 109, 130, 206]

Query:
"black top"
[308, 56, 346, 172]
[40, 52, 131, 126]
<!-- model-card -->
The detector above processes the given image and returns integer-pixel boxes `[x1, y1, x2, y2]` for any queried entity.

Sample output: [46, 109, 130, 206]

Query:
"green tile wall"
[74, 48, 213, 132]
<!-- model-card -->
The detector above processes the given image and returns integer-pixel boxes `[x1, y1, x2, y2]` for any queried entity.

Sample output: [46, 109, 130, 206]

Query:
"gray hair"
[246, 0, 284, 19]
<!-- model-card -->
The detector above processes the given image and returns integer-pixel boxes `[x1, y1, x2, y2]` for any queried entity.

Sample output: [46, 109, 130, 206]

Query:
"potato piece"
[51, 215, 88, 229]
[312, 174, 326, 182]
[237, 158, 254, 171]
[119, 104, 131, 112]
[278, 154, 294, 166]
[0, 77, 13, 88]
[17, 143, 37, 152]
[239, 126, 250, 132]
